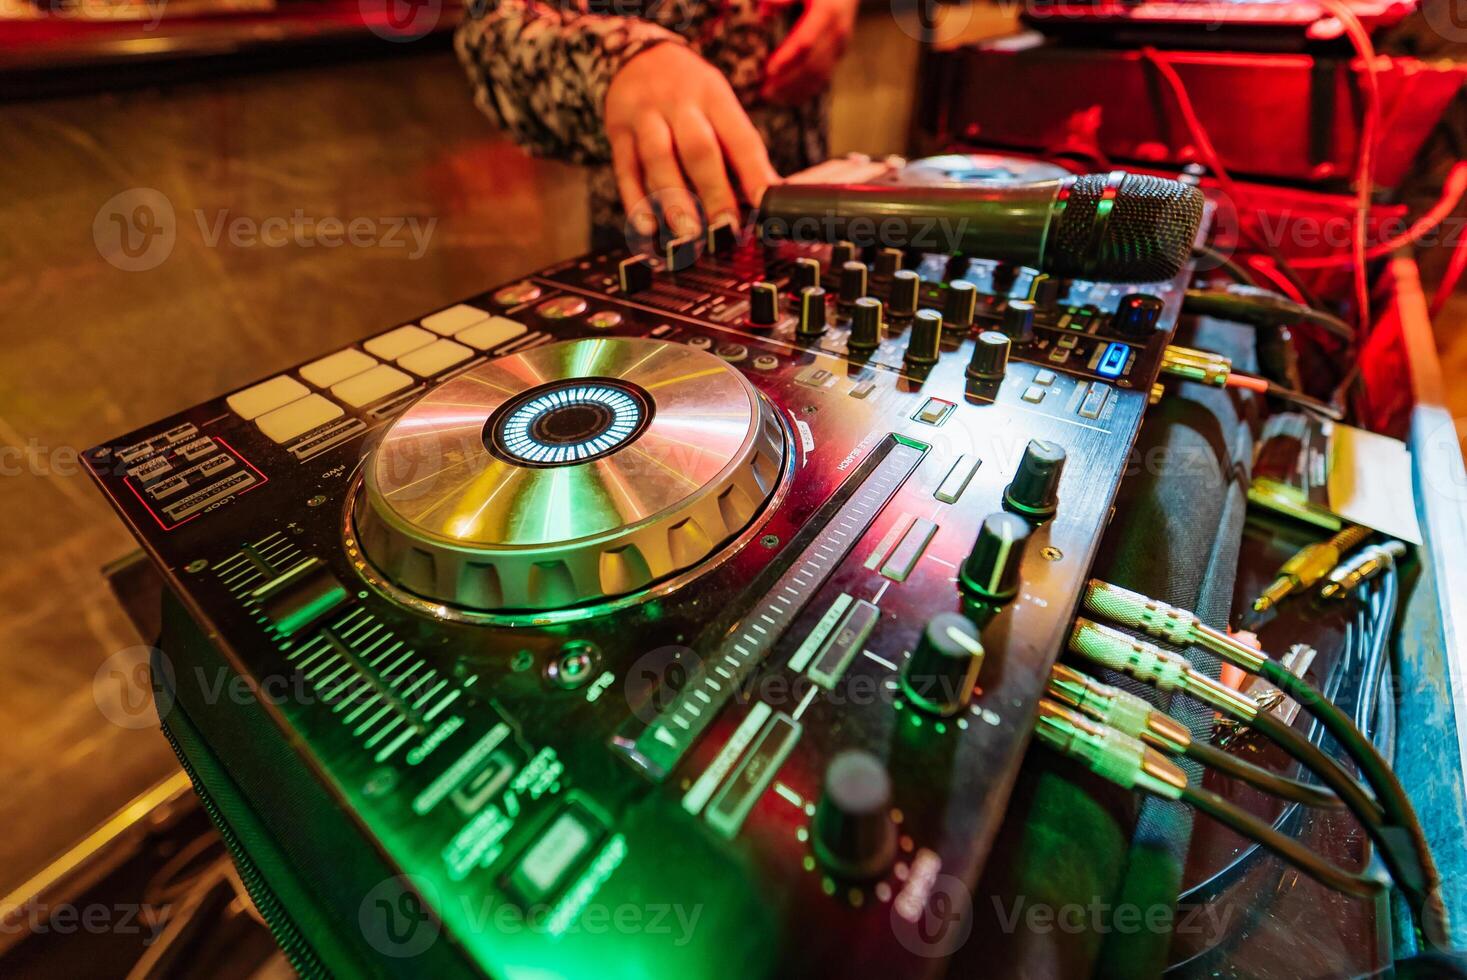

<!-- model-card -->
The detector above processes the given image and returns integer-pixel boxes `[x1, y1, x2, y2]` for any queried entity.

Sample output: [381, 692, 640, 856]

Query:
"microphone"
[757, 170, 1206, 283]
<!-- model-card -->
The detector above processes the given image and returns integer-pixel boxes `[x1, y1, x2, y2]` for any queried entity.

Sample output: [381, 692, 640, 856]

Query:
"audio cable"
[1077, 580, 1450, 950]
[1182, 284, 1356, 343]
[1033, 699, 1386, 899]
[1251, 525, 1372, 615]
[1158, 345, 1344, 420]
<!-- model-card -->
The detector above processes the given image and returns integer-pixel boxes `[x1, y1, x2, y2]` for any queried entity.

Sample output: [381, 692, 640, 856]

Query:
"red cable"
[1292, 162, 1467, 268]
[1244, 255, 1308, 305]
[1429, 232, 1467, 319]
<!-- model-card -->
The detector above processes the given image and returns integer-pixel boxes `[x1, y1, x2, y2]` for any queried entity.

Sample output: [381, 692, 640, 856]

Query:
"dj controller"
[85, 156, 1208, 977]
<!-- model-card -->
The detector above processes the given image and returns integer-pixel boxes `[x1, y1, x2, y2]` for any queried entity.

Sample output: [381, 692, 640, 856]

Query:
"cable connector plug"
[1034, 700, 1188, 799]
[1160, 344, 1232, 387]
[1252, 525, 1372, 614]
[1047, 664, 1191, 753]
[1319, 540, 1408, 600]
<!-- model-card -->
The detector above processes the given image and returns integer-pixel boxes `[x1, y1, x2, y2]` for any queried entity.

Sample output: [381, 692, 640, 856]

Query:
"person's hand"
[606, 44, 779, 238]
[761, 0, 858, 107]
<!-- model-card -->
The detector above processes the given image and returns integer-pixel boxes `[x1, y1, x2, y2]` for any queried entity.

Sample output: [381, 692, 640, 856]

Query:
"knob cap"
[874, 248, 903, 277]
[901, 613, 985, 716]
[797, 286, 827, 340]
[838, 261, 868, 308]
[944, 253, 970, 282]
[618, 254, 653, 294]
[942, 280, 978, 333]
[813, 750, 896, 879]
[831, 240, 857, 268]
[1113, 293, 1165, 340]
[1002, 299, 1036, 343]
[749, 281, 779, 328]
[966, 330, 1011, 381]
[889, 270, 920, 319]
[1005, 438, 1066, 519]
[959, 512, 1031, 602]
[791, 257, 821, 294]
[848, 297, 883, 354]
[904, 309, 942, 368]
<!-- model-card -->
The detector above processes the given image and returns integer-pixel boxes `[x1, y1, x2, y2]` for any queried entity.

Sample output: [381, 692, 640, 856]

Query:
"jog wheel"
[351, 337, 786, 614]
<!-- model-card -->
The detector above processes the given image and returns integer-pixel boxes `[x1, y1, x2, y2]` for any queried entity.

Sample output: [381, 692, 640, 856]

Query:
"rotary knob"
[791, 257, 821, 294]
[831, 240, 857, 268]
[798, 286, 828, 340]
[1113, 293, 1165, 340]
[959, 512, 1031, 603]
[904, 309, 942, 369]
[838, 261, 868, 310]
[1004, 439, 1066, 519]
[942, 280, 977, 334]
[901, 613, 985, 716]
[748, 281, 779, 329]
[813, 751, 897, 880]
[874, 248, 903, 277]
[1029, 273, 1061, 308]
[848, 297, 883, 355]
[966, 330, 1010, 381]
[1002, 300, 1036, 343]
[888, 269, 920, 320]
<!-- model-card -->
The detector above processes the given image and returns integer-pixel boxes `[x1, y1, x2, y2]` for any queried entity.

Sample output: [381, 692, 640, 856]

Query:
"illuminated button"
[299, 349, 376, 388]
[537, 295, 589, 320]
[1021, 385, 1046, 404]
[227, 375, 308, 420]
[586, 310, 624, 330]
[493, 281, 542, 306]
[796, 366, 835, 388]
[456, 315, 528, 351]
[422, 303, 489, 335]
[914, 397, 954, 424]
[1047, 348, 1070, 365]
[1096, 342, 1131, 378]
[1057, 334, 1078, 349]
[398, 339, 473, 378]
[256, 394, 342, 444]
[752, 354, 779, 371]
[364, 325, 435, 361]
[1078, 382, 1112, 419]
[504, 803, 607, 906]
[849, 380, 876, 399]
[332, 365, 413, 408]
[1033, 370, 1057, 386]
[715, 343, 748, 362]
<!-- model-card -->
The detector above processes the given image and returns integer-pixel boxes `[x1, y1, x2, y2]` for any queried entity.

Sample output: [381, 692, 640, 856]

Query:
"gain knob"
[901, 613, 985, 716]
[848, 297, 883, 355]
[813, 750, 897, 880]
[904, 309, 942, 370]
[1112, 293, 1165, 340]
[874, 247, 903, 277]
[791, 257, 821, 294]
[959, 512, 1031, 603]
[942, 280, 977, 334]
[1002, 299, 1036, 343]
[966, 330, 1010, 381]
[748, 281, 779, 329]
[888, 269, 920, 321]
[1004, 439, 1066, 519]
[797, 286, 828, 340]
[838, 261, 868, 310]
[831, 240, 857, 268]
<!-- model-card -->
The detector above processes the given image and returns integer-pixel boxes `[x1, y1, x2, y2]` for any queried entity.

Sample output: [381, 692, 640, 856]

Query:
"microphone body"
[758, 171, 1206, 283]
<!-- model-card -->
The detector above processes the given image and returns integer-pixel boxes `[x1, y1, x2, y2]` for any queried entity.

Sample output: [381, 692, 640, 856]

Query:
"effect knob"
[1005, 439, 1066, 519]
[791, 257, 822, 293]
[798, 286, 828, 340]
[813, 750, 897, 880]
[888, 269, 920, 320]
[874, 248, 904, 277]
[831, 240, 857, 268]
[838, 261, 868, 309]
[848, 297, 883, 355]
[901, 613, 985, 716]
[966, 330, 1010, 381]
[959, 512, 1031, 603]
[1002, 300, 1036, 343]
[904, 309, 942, 369]
[1113, 293, 1165, 340]
[942, 280, 977, 334]
[748, 281, 779, 329]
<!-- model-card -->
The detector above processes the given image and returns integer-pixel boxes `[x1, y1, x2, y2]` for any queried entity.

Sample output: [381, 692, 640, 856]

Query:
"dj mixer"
[84, 156, 1208, 977]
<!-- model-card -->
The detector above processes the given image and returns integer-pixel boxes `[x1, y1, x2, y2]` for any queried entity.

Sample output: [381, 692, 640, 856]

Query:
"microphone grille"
[1048, 172, 1205, 282]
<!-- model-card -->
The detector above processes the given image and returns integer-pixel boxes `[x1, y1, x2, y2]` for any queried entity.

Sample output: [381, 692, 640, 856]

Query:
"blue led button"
[1096, 342, 1131, 379]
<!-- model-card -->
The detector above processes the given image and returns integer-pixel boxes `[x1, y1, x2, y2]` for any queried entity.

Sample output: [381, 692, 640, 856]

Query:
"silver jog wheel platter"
[351, 337, 787, 614]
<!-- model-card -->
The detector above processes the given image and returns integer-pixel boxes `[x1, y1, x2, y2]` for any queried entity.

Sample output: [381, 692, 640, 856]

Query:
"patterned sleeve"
[454, 1, 689, 165]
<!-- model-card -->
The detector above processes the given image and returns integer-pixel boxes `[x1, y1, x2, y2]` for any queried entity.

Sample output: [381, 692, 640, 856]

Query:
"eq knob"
[904, 309, 943, 369]
[1002, 300, 1036, 343]
[1113, 293, 1165, 340]
[901, 613, 985, 716]
[791, 257, 822, 293]
[1004, 438, 1066, 519]
[748, 281, 779, 329]
[874, 247, 903, 277]
[959, 512, 1031, 603]
[942, 280, 977, 334]
[797, 286, 828, 340]
[831, 240, 857, 268]
[813, 750, 897, 880]
[888, 269, 920, 320]
[848, 297, 883, 354]
[838, 261, 868, 309]
[966, 330, 1011, 381]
